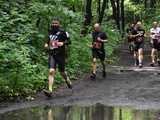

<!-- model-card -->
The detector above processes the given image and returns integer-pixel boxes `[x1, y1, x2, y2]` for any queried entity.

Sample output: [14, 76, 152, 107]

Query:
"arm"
[64, 32, 71, 45]
[97, 37, 108, 42]
[57, 31, 71, 47]
[97, 32, 108, 42]
[44, 36, 50, 48]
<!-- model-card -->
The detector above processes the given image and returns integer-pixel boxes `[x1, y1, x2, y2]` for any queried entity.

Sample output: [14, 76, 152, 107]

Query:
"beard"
[51, 26, 59, 33]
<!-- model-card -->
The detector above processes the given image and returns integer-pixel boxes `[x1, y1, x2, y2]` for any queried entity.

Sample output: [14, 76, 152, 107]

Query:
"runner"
[90, 23, 108, 80]
[126, 23, 136, 53]
[150, 21, 160, 67]
[44, 19, 72, 97]
[131, 21, 145, 68]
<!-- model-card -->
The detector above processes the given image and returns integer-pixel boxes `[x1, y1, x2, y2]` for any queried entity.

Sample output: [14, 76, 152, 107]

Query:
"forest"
[0, 0, 160, 101]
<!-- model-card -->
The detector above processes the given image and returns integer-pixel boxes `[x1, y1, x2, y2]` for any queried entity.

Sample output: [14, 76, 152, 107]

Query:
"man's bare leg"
[48, 69, 55, 92]
[138, 48, 143, 68]
[151, 48, 157, 66]
[60, 72, 72, 89]
[90, 58, 97, 79]
[134, 51, 139, 66]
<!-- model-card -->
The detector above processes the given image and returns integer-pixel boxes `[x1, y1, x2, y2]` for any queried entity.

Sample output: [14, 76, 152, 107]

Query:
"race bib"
[49, 35, 59, 49]
[93, 42, 102, 49]
[51, 41, 58, 49]
[137, 37, 143, 42]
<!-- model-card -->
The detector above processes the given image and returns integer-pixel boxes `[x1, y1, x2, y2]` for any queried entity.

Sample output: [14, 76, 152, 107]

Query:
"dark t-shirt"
[127, 27, 135, 34]
[48, 28, 70, 54]
[132, 27, 145, 43]
[92, 31, 107, 50]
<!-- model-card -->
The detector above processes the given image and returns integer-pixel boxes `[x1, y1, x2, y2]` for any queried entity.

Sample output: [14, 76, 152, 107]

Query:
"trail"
[1, 43, 160, 114]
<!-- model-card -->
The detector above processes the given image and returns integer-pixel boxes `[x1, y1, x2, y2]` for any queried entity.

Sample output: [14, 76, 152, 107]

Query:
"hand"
[57, 42, 64, 47]
[97, 37, 102, 41]
[135, 34, 140, 37]
[88, 44, 93, 48]
[44, 43, 48, 48]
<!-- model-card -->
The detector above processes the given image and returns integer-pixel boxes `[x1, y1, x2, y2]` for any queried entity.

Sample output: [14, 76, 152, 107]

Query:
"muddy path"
[1, 43, 160, 113]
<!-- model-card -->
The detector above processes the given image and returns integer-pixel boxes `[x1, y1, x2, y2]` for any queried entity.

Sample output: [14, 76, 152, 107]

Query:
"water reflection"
[48, 109, 53, 120]
[0, 104, 160, 120]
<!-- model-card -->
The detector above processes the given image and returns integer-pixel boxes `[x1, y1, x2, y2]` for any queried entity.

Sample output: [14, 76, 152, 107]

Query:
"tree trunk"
[121, 0, 125, 32]
[110, 0, 117, 21]
[85, 0, 92, 25]
[98, 0, 107, 23]
[97, 0, 101, 18]
[116, 0, 120, 30]
[150, 0, 156, 8]
[80, 0, 92, 36]
[110, 0, 120, 30]
[144, 0, 148, 8]
[106, 0, 109, 8]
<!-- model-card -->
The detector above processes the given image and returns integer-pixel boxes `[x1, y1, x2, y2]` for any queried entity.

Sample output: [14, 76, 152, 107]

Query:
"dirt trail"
[1, 43, 160, 114]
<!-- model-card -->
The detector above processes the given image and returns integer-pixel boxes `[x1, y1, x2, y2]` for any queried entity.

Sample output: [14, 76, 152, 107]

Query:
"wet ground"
[1, 43, 160, 117]
[1, 104, 160, 120]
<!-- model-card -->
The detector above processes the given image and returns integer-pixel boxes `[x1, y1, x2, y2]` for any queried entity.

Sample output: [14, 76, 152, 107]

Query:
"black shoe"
[139, 63, 143, 68]
[102, 71, 106, 78]
[134, 59, 139, 66]
[65, 79, 72, 89]
[150, 62, 155, 67]
[157, 60, 160, 66]
[90, 73, 96, 80]
[43, 90, 52, 98]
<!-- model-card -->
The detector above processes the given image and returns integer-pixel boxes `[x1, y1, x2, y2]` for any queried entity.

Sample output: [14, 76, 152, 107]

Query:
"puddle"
[0, 104, 160, 120]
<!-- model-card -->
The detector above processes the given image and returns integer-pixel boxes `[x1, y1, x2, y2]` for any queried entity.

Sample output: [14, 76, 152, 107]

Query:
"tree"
[84, 0, 92, 25]
[80, 0, 92, 36]
[110, 0, 120, 29]
[98, 0, 108, 24]
[121, 0, 125, 32]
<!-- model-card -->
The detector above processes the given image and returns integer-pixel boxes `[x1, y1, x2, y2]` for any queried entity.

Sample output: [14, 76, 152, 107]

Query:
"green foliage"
[0, 0, 121, 101]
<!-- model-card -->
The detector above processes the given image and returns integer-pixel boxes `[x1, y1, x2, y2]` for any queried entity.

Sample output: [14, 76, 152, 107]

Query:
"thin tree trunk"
[110, 0, 120, 30]
[85, 0, 92, 25]
[121, 0, 125, 32]
[144, 0, 148, 8]
[106, 0, 109, 8]
[116, 0, 120, 30]
[110, 0, 117, 21]
[80, 0, 92, 36]
[150, 0, 156, 8]
[97, 0, 101, 18]
[98, 0, 107, 23]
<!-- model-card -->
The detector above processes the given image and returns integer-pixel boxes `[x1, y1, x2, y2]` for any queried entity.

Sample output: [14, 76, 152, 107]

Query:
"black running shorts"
[92, 49, 105, 61]
[151, 39, 160, 51]
[48, 51, 65, 72]
[134, 42, 144, 52]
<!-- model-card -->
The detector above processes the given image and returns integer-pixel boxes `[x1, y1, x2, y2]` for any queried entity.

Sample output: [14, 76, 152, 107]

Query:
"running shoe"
[150, 62, 155, 67]
[134, 59, 139, 66]
[157, 60, 160, 66]
[102, 71, 106, 78]
[139, 63, 143, 68]
[43, 90, 52, 98]
[65, 79, 72, 89]
[90, 72, 96, 80]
